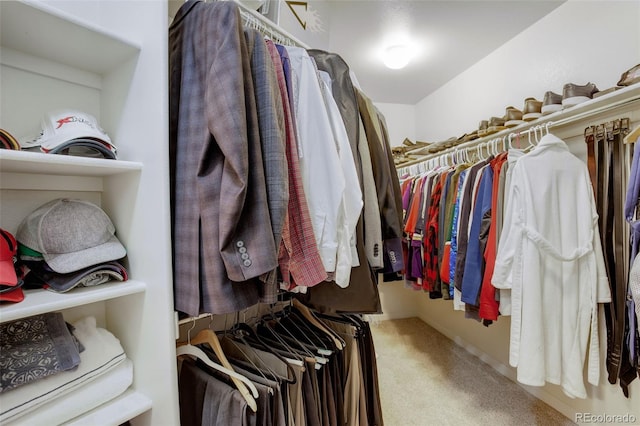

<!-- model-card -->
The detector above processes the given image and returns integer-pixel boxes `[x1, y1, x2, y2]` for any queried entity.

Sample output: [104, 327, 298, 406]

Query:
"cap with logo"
[0, 228, 25, 303]
[21, 110, 117, 159]
[16, 199, 126, 274]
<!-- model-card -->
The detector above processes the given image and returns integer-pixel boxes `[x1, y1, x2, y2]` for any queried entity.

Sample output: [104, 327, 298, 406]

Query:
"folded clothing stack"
[15, 198, 128, 295]
[0, 315, 132, 425]
[0, 312, 82, 394]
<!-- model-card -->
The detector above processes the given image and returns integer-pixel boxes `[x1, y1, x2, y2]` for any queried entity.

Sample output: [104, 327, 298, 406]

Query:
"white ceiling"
[323, 0, 566, 104]
[169, 1, 567, 105]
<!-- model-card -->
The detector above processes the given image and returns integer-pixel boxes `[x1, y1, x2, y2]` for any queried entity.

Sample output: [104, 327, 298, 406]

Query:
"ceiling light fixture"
[383, 44, 412, 70]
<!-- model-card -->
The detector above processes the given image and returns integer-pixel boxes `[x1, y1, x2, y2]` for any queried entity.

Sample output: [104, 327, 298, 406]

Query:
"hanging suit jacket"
[301, 50, 381, 314]
[169, 1, 277, 316]
[356, 89, 404, 275]
[244, 28, 289, 302]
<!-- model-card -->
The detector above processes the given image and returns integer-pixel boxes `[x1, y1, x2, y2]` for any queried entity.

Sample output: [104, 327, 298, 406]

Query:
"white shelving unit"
[0, 1, 179, 425]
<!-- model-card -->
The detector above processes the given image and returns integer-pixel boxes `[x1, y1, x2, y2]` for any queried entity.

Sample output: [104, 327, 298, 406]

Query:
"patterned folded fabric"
[0, 312, 81, 393]
[0, 316, 126, 423]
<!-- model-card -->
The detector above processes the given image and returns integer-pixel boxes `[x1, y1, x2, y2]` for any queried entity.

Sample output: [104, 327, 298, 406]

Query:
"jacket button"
[239, 247, 247, 254]
[236, 241, 244, 248]
[241, 253, 249, 260]
[243, 259, 252, 267]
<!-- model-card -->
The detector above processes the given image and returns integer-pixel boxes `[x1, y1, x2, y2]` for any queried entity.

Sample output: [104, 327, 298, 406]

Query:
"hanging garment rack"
[231, 0, 310, 48]
[397, 84, 640, 176]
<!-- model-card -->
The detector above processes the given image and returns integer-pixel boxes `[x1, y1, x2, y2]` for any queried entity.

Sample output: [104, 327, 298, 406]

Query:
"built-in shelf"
[397, 83, 640, 169]
[0, 150, 143, 176]
[0, 280, 146, 323]
[0, 0, 140, 75]
[64, 389, 152, 426]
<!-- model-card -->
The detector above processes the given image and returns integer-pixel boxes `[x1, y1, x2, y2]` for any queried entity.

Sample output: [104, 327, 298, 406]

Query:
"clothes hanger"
[176, 318, 259, 411]
[228, 316, 299, 383]
[624, 124, 640, 144]
[278, 303, 331, 353]
[256, 313, 307, 364]
[292, 299, 345, 350]
[263, 307, 317, 358]
[286, 309, 334, 356]
[271, 307, 330, 364]
[189, 315, 259, 411]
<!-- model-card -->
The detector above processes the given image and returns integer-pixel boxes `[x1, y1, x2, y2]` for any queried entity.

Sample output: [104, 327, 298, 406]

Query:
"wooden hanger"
[624, 124, 640, 144]
[180, 318, 258, 412]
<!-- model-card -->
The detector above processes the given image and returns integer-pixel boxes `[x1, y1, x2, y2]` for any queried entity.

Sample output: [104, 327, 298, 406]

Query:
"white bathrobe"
[492, 133, 611, 399]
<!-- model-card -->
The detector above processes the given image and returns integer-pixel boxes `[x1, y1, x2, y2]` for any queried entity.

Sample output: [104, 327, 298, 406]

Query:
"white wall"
[375, 102, 417, 147]
[415, 0, 640, 142]
[409, 0, 640, 422]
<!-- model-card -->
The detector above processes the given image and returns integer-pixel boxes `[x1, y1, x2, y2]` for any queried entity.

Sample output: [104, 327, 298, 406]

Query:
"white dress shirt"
[285, 46, 345, 273]
[318, 71, 363, 287]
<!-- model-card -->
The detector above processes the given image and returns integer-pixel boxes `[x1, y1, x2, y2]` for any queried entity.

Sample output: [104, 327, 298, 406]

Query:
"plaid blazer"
[244, 29, 289, 301]
[265, 40, 327, 289]
[169, 1, 277, 316]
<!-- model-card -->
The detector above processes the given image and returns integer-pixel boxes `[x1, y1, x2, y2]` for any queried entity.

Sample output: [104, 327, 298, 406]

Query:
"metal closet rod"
[232, 0, 310, 48]
[397, 94, 640, 172]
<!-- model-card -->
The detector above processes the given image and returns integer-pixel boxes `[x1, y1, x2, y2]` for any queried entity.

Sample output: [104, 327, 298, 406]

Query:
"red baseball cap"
[0, 228, 24, 303]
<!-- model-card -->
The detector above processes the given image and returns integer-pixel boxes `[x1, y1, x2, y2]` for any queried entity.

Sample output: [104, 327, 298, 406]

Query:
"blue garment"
[460, 167, 493, 305]
[624, 138, 640, 364]
[449, 170, 467, 298]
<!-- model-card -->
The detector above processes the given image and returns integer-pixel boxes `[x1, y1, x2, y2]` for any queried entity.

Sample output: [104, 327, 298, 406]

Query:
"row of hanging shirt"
[169, 0, 404, 318]
[176, 300, 383, 426]
[399, 127, 612, 399]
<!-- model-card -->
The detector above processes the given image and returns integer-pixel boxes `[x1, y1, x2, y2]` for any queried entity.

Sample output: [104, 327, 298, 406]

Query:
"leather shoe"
[562, 82, 599, 108]
[486, 116, 506, 135]
[541, 91, 562, 115]
[478, 120, 489, 137]
[504, 106, 525, 127]
[617, 63, 640, 86]
[522, 97, 542, 121]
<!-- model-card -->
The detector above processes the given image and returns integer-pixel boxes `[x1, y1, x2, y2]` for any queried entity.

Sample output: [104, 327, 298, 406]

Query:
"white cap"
[21, 110, 117, 158]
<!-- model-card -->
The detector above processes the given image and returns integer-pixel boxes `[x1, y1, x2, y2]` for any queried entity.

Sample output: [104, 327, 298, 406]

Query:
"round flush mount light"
[383, 45, 413, 69]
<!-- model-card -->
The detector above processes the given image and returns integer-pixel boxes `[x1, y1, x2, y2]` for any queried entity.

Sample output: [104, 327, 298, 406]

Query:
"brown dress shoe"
[504, 106, 525, 127]
[617, 63, 640, 86]
[487, 116, 506, 135]
[562, 82, 599, 108]
[478, 120, 489, 137]
[522, 97, 542, 121]
[541, 91, 562, 115]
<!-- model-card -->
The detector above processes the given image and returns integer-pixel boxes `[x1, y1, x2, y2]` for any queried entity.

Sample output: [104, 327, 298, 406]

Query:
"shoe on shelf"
[462, 131, 479, 142]
[617, 63, 640, 87]
[522, 97, 543, 121]
[478, 120, 489, 137]
[486, 116, 506, 135]
[562, 82, 599, 108]
[593, 86, 621, 99]
[541, 91, 563, 115]
[504, 106, 525, 127]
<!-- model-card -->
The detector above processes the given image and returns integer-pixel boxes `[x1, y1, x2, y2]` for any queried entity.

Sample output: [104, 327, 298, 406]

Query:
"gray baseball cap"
[16, 199, 126, 274]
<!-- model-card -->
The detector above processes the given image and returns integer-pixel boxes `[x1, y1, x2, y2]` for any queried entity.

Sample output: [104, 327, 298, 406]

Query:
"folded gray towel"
[1, 312, 81, 393]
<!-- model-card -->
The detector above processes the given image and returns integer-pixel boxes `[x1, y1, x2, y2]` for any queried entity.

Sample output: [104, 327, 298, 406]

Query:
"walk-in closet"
[0, 0, 638, 425]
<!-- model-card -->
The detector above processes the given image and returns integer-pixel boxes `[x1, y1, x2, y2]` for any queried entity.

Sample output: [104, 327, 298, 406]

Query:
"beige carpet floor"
[370, 317, 576, 426]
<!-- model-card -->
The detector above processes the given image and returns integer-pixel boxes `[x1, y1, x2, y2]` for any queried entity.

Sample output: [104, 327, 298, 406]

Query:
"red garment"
[423, 175, 445, 291]
[479, 152, 508, 320]
[404, 177, 425, 235]
[266, 40, 327, 289]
